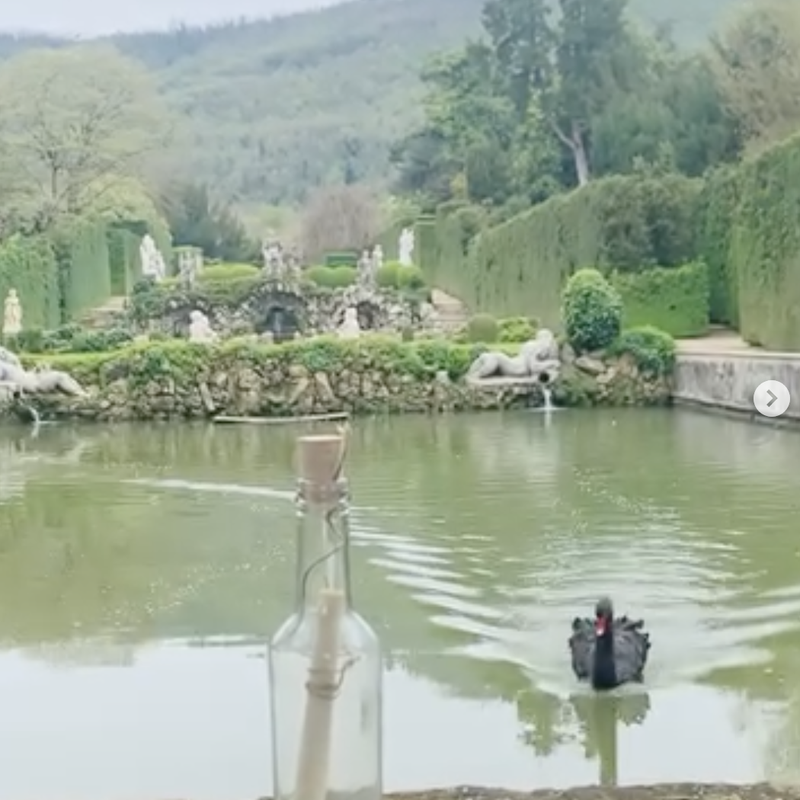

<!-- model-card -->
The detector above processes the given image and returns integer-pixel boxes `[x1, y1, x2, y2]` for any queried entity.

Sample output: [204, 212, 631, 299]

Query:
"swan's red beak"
[595, 615, 607, 636]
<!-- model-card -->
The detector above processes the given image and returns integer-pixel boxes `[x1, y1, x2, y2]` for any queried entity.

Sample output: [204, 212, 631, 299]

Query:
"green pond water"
[0, 409, 799, 800]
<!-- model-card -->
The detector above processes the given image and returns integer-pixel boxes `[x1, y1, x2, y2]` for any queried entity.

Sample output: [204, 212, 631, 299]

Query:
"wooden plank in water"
[213, 412, 349, 425]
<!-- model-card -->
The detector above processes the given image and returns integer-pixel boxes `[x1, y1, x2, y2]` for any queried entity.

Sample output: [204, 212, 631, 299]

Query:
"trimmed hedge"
[0, 234, 60, 330]
[426, 174, 701, 326]
[107, 227, 142, 296]
[612, 262, 709, 337]
[562, 269, 622, 352]
[306, 265, 357, 287]
[699, 134, 800, 348]
[52, 217, 112, 320]
[697, 167, 739, 327]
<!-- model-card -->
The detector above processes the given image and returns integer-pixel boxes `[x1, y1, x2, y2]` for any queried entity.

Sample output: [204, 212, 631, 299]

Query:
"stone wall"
[11, 340, 671, 422]
[673, 352, 800, 420]
[132, 279, 426, 340]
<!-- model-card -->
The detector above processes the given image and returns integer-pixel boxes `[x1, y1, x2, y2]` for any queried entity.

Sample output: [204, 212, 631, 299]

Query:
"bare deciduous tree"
[298, 184, 381, 261]
[0, 44, 174, 226]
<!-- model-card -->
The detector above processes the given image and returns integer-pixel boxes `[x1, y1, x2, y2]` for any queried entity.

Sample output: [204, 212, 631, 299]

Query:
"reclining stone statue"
[0, 347, 87, 396]
[466, 328, 561, 383]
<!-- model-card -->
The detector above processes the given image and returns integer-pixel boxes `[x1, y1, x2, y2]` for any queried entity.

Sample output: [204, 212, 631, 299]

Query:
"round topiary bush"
[466, 313, 499, 343]
[306, 265, 356, 287]
[608, 325, 675, 375]
[397, 265, 425, 290]
[376, 262, 400, 288]
[562, 268, 623, 352]
[200, 263, 259, 281]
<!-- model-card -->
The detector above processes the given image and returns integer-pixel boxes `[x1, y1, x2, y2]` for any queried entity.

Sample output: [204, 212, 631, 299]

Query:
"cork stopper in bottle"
[296, 434, 345, 504]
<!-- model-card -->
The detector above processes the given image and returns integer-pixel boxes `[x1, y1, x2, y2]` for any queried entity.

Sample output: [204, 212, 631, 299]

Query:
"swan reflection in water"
[517, 688, 651, 785]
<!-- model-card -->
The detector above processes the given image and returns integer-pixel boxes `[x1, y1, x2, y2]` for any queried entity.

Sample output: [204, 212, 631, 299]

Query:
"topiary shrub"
[466, 313, 499, 342]
[608, 325, 675, 376]
[498, 316, 537, 342]
[200, 263, 259, 281]
[376, 262, 400, 288]
[397, 265, 425, 290]
[307, 265, 357, 287]
[562, 268, 623, 352]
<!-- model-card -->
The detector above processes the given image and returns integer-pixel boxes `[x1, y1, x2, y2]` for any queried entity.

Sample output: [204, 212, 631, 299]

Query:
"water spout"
[542, 386, 553, 411]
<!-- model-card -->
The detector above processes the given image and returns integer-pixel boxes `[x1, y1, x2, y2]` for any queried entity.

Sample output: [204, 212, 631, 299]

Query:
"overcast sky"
[0, 0, 343, 36]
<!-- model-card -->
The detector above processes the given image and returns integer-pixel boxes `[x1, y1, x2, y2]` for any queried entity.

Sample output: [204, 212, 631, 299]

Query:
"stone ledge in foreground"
[255, 785, 800, 800]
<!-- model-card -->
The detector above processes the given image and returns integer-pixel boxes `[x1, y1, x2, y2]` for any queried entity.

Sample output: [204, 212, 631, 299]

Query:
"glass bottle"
[268, 435, 382, 800]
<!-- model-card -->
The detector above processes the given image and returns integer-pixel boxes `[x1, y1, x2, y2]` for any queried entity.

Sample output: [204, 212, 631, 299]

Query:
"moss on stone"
[18, 336, 670, 421]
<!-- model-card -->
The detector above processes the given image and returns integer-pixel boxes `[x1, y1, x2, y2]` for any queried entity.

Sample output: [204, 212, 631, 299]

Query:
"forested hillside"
[0, 0, 739, 206]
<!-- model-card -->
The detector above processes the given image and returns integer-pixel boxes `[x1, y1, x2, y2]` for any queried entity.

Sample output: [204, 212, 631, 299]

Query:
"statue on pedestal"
[357, 249, 375, 289]
[178, 248, 202, 289]
[140, 234, 167, 281]
[188, 310, 217, 343]
[337, 307, 361, 339]
[398, 227, 414, 266]
[3, 289, 22, 336]
[262, 237, 286, 282]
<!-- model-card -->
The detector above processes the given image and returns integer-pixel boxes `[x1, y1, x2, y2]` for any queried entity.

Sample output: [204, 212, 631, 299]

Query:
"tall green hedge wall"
[108, 226, 142, 295]
[0, 235, 60, 330]
[0, 217, 157, 332]
[53, 217, 112, 320]
[612, 262, 709, 337]
[422, 130, 800, 349]
[426, 175, 702, 328]
[698, 134, 800, 349]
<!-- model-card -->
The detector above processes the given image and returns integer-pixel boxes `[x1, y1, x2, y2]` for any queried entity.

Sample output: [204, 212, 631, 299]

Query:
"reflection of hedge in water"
[0, 466, 296, 647]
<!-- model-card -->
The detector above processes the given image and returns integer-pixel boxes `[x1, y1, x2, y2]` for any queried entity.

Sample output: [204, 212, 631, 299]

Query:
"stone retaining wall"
[673, 352, 800, 420]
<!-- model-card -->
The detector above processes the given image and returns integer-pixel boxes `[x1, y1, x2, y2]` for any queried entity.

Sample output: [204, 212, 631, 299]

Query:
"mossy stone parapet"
[14, 337, 671, 422]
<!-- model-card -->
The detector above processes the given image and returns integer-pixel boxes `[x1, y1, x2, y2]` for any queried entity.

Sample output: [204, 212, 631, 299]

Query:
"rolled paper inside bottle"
[297, 434, 345, 505]
[293, 587, 346, 800]
[293, 433, 348, 800]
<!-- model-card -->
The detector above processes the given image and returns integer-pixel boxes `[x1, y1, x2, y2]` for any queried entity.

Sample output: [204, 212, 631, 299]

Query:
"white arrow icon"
[753, 380, 790, 417]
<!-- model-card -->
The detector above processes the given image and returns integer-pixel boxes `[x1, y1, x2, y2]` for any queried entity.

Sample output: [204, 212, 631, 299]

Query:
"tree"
[0, 44, 173, 227]
[162, 182, 255, 262]
[552, 0, 632, 184]
[298, 184, 382, 261]
[481, 0, 555, 117]
[708, 0, 800, 148]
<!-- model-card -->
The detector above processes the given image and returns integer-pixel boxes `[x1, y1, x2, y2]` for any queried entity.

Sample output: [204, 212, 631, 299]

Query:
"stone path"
[431, 288, 469, 333]
[676, 326, 800, 359]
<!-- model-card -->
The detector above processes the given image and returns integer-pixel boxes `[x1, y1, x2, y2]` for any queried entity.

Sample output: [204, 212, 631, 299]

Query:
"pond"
[0, 409, 798, 800]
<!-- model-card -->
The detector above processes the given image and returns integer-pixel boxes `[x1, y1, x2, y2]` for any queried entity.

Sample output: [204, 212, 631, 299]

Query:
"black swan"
[568, 597, 650, 690]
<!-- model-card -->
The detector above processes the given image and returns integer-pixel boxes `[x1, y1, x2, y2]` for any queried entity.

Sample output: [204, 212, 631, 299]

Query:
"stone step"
[77, 295, 128, 328]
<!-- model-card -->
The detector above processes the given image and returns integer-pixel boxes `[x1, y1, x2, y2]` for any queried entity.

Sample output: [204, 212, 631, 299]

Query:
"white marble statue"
[337, 307, 361, 339]
[398, 227, 414, 266]
[467, 328, 561, 383]
[3, 289, 22, 336]
[357, 248, 375, 288]
[0, 347, 86, 396]
[188, 310, 217, 343]
[178, 248, 202, 289]
[140, 234, 166, 281]
[371, 244, 384, 272]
